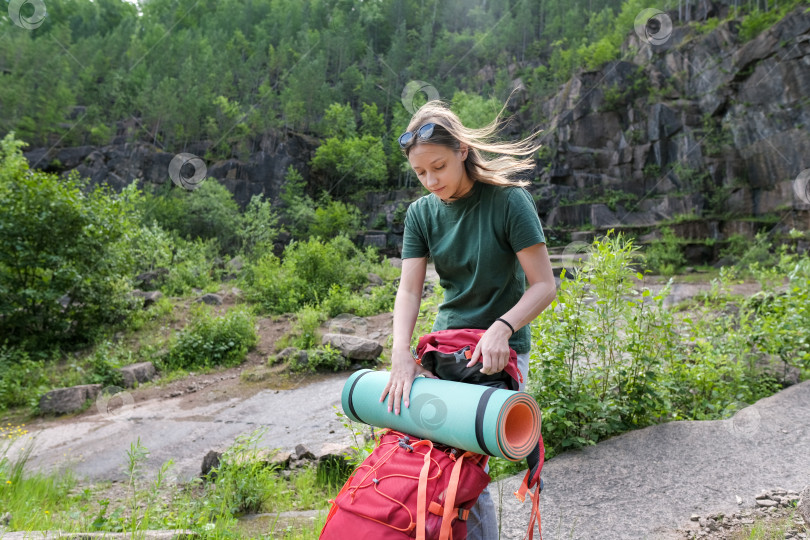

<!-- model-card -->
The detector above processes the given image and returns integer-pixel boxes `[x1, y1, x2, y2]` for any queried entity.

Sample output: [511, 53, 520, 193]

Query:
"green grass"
[0, 429, 339, 539]
[729, 509, 808, 539]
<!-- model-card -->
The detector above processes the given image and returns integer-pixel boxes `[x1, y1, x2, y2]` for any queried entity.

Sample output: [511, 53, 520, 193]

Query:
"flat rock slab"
[18, 374, 354, 481]
[494, 380, 810, 540]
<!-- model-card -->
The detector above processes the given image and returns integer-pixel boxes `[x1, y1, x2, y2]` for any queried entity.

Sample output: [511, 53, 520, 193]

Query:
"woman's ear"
[458, 143, 469, 161]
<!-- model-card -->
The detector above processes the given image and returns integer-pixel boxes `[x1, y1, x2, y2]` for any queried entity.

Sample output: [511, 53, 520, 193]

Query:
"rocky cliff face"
[21, 6, 810, 255]
[24, 131, 318, 208]
[533, 5, 810, 244]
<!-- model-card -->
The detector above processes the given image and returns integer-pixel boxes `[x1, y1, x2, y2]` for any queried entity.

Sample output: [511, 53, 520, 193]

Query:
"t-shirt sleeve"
[401, 202, 429, 259]
[505, 187, 545, 253]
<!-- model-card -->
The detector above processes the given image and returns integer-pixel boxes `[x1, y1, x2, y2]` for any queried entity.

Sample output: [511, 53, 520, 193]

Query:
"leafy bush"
[238, 194, 280, 258]
[310, 198, 362, 239]
[204, 430, 280, 515]
[287, 305, 328, 350]
[719, 232, 775, 269]
[0, 133, 137, 350]
[644, 227, 686, 275]
[320, 282, 397, 318]
[279, 165, 312, 234]
[289, 344, 349, 373]
[313, 135, 388, 193]
[530, 233, 676, 456]
[127, 179, 242, 255]
[244, 236, 383, 315]
[162, 305, 257, 371]
[0, 346, 49, 411]
[530, 233, 810, 458]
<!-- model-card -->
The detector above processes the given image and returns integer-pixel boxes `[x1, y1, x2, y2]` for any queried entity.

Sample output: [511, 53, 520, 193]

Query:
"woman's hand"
[380, 347, 436, 414]
[466, 322, 512, 375]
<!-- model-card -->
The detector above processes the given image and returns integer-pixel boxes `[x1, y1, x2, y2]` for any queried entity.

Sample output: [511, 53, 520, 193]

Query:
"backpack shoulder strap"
[414, 439, 434, 540]
[438, 451, 480, 540]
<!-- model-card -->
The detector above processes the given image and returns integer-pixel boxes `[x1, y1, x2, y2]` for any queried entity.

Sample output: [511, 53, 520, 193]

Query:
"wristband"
[495, 317, 515, 335]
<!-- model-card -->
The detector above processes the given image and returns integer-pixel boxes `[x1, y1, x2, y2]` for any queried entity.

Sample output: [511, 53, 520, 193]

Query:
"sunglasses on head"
[398, 122, 437, 149]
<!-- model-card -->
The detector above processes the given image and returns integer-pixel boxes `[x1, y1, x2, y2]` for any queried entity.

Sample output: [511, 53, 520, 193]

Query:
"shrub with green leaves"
[530, 232, 810, 458]
[530, 233, 677, 456]
[162, 305, 257, 371]
[126, 178, 242, 255]
[287, 305, 328, 350]
[244, 235, 384, 315]
[310, 198, 362, 239]
[0, 346, 49, 411]
[238, 193, 280, 258]
[644, 226, 686, 275]
[0, 133, 137, 350]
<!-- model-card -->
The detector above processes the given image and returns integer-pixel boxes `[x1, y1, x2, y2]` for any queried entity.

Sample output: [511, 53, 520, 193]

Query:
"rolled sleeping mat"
[341, 369, 541, 461]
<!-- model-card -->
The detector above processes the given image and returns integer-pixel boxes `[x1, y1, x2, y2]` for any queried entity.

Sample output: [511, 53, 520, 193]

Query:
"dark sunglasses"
[398, 123, 437, 149]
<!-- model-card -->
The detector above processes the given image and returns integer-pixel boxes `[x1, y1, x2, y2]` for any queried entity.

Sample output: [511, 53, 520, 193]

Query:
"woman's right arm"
[379, 256, 433, 414]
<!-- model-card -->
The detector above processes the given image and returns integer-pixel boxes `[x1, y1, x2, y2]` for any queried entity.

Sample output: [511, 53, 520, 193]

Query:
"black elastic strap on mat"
[474, 387, 497, 456]
[347, 370, 372, 425]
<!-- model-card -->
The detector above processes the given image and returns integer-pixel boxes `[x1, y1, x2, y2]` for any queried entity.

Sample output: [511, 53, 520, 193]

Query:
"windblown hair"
[401, 99, 543, 188]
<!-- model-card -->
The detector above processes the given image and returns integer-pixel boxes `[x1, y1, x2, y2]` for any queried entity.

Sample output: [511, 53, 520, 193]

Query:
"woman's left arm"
[468, 243, 556, 375]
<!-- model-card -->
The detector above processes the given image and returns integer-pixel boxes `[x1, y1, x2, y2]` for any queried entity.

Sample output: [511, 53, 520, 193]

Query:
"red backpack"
[320, 429, 491, 540]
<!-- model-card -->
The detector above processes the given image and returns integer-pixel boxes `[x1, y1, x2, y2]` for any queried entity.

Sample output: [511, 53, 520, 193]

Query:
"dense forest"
[3, 0, 799, 180]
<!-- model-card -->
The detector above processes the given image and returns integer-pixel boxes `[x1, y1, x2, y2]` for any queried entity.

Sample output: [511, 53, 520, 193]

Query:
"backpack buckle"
[453, 346, 472, 363]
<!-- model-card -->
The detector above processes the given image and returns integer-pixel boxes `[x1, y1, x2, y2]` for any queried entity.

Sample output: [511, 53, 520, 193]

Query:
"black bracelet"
[495, 317, 515, 335]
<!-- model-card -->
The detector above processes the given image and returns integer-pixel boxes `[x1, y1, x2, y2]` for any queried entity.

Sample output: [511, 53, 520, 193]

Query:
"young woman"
[380, 100, 556, 538]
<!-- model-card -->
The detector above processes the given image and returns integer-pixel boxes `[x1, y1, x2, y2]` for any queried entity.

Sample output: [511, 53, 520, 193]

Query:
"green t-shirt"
[401, 181, 545, 354]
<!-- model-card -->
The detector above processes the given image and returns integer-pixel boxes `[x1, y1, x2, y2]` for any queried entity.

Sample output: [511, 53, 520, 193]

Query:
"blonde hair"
[402, 99, 543, 188]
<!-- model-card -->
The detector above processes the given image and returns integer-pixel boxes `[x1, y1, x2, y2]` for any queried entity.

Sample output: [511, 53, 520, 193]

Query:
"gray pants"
[466, 352, 530, 540]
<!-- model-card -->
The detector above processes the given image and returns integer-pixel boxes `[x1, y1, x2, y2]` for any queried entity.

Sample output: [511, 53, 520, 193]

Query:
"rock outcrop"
[535, 5, 810, 241]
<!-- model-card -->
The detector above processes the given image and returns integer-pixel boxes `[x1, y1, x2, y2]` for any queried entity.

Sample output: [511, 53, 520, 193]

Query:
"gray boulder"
[119, 362, 156, 388]
[39, 384, 102, 415]
[134, 268, 169, 289]
[131, 290, 163, 309]
[200, 450, 221, 478]
[274, 347, 308, 366]
[197, 293, 223, 306]
[321, 333, 383, 361]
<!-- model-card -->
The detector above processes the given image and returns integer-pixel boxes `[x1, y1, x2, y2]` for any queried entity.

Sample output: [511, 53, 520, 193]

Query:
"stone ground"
[493, 380, 810, 540]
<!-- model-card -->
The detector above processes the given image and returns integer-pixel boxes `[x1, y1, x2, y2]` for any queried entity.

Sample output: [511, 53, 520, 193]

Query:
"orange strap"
[515, 469, 542, 540]
[438, 451, 474, 540]
[415, 440, 434, 540]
